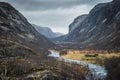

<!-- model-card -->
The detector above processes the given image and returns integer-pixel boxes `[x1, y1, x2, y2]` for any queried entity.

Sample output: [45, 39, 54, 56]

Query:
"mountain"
[69, 15, 88, 33]
[0, 2, 90, 80]
[55, 0, 120, 50]
[54, 15, 88, 43]
[33, 24, 63, 38]
[0, 2, 54, 50]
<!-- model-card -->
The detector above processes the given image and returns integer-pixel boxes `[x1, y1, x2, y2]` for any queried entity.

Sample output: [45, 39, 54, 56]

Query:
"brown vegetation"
[61, 50, 120, 65]
[104, 57, 120, 80]
[0, 40, 89, 80]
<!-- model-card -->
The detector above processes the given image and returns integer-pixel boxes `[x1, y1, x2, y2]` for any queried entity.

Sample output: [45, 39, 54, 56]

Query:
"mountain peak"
[69, 14, 88, 33]
[0, 2, 16, 10]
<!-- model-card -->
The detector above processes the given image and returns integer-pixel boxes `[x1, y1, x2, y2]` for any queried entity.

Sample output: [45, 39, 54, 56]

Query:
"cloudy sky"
[0, 0, 112, 34]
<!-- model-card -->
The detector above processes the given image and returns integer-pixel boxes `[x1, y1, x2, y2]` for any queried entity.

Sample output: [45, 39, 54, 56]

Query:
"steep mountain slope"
[0, 2, 54, 49]
[54, 15, 88, 43]
[33, 24, 63, 38]
[69, 15, 88, 33]
[55, 0, 120, 50]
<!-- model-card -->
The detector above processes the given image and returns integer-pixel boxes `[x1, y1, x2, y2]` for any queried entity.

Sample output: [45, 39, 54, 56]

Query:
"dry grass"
[61, 50, 120, 65]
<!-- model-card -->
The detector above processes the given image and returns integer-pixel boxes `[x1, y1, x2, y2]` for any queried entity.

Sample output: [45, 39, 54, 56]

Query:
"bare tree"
[0, 62, 9, 80]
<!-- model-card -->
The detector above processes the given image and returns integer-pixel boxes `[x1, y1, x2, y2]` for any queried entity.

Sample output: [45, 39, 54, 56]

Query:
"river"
[48, 50, 107, 80]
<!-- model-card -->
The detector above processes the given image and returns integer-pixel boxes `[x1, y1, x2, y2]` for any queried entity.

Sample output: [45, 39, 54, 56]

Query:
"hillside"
[0, 2, 54, 50]
[0, 39, 36, 58]
[69, 15, 88, 33]
[55, 0, 120, 51]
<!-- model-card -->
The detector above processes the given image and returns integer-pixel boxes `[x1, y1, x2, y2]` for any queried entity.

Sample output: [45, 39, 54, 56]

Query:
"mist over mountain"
[33, 24, 63, 38]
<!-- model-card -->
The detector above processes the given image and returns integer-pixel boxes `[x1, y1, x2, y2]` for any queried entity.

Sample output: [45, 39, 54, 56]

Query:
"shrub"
[85, 54, 98, 57]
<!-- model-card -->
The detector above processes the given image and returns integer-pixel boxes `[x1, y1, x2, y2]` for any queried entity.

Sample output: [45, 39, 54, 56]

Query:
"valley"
[0, 0, 120, 80]
[0, 2, 89, 80]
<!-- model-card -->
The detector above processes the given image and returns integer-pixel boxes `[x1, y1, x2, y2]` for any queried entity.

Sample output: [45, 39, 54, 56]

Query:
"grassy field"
[61, 50, 120, 65]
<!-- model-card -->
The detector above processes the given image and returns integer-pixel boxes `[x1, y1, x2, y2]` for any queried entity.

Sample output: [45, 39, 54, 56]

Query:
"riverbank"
[61, 50, 120, 65]
[49, 50, 107, 80]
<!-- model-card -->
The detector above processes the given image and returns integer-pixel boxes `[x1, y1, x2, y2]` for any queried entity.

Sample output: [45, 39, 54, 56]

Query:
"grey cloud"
[0, 0, 112, 33]
[0, 0, 112, 11]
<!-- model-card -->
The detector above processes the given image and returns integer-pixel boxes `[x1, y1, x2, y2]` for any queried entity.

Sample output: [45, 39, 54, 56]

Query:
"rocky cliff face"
[55, 0, 120, 50]
[33, 24, 63, 38]
[0, 2, 54, 49]
[69, 15, 87, 33]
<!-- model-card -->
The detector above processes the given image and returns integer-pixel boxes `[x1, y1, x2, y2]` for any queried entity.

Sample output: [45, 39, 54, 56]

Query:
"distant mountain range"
[33, 24, 63, 38]
[54, 0, 120, 51]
